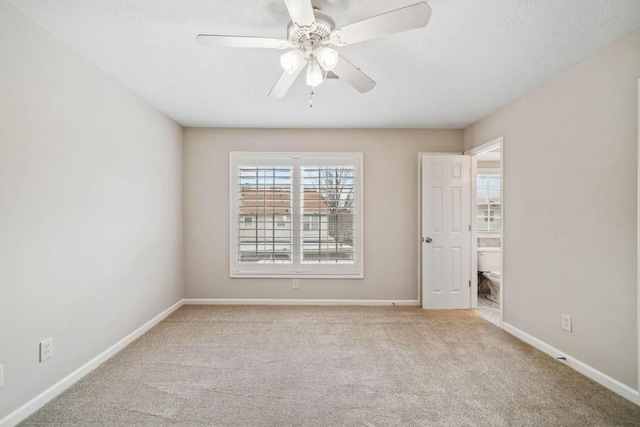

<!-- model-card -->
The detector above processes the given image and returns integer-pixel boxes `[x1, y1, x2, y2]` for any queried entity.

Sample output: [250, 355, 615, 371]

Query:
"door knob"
[424, 237, 432, 243]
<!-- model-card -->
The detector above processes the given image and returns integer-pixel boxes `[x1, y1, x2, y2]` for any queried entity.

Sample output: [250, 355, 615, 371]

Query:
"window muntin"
[230, 153, 363, 278]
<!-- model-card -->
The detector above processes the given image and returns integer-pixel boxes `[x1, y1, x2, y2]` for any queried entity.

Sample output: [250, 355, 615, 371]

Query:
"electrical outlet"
[292, 279, 299, 289]
[0, 364, 4, 388]
[40, 338, 53, 362]
[561, 314, 572, 332]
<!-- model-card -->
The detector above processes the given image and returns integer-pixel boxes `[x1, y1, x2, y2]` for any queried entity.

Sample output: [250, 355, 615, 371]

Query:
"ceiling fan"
[196, 0, 432, 99]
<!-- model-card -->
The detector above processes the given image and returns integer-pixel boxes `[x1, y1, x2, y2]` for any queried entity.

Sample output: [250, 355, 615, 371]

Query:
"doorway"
[419, 137, 504, 322]
[466, 137, 503, 326]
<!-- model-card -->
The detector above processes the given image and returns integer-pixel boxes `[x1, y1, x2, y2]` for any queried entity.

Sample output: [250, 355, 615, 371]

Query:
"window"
[242, 216, 254, 228]
[477, 172, 501, 233]
[276, 215, 288, 227]
[303, 214, 320, 231]
[230, 152, 363, 278]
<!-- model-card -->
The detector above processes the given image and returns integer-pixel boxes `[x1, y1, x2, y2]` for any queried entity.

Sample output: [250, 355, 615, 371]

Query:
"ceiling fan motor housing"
[287, 9, 335, 48]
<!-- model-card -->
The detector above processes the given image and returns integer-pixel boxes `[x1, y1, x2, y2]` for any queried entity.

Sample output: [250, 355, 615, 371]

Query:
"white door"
[421, 154, 471, 309]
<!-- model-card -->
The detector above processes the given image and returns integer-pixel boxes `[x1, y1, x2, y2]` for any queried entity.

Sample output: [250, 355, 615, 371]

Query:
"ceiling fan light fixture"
[306, 59, 324, 87]
[315, 46, 339, 71]
[280, 49, 306, 74]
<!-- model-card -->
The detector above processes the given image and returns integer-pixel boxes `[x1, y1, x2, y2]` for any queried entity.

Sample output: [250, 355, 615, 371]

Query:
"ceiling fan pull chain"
[309, 87, 314, 108]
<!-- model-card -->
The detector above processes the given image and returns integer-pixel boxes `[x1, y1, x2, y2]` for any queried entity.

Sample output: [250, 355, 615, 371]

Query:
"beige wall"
[184, 128, 462, 300]
[0, 2, 183, 419]
[464, 30, 640, 388]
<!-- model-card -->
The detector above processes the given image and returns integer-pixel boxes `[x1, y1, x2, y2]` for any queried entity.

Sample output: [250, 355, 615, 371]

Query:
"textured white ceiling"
[6, 0, 640, 128]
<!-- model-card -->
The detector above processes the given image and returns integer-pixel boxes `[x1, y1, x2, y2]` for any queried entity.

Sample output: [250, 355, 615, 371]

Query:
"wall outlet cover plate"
[40, 338, 53, 362]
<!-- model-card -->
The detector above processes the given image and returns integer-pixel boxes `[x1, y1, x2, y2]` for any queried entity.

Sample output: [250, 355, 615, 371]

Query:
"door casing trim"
[465, 136, 504, 325]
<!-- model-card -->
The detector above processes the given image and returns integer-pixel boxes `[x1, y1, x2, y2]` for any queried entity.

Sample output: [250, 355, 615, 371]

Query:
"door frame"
[464, 136, 505, 327]
[636, 79, 639, 400]
[417, 144, 504, 314]
[465, 136, 504, 324]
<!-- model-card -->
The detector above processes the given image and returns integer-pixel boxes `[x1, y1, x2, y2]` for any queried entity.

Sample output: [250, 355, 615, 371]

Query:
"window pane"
[237, 166, 293, 263]
[477, 173, 500, 234]
[301, 166, 356, 264]
[477, 213, 489, 232]
[487, 175, 501, 203]
[477, 175, 489, 204]
[489, 205, 501, 232]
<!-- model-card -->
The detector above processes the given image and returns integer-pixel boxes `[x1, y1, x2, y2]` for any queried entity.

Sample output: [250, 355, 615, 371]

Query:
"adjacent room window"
[230, 152, 363, 278]
[477, 172, 501, 233]
[242, 216, 254, 228]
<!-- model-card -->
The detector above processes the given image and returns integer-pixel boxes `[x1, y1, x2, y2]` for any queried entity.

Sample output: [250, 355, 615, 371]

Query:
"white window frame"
[230, 152, 364, 278]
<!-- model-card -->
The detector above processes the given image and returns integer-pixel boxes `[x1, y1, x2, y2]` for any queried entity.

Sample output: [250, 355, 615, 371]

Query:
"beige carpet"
[21, 305, 640, 426]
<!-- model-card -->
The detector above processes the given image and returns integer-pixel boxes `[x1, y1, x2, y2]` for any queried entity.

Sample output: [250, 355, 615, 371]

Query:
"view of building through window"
[301, 166, 355, 263]
[238, 166, 293, 262]
[231, 152, 363, 277]
[237, 166, 356, 264]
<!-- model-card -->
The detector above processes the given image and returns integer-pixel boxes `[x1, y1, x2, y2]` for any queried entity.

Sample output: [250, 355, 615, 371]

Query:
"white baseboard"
[0, 300, 184, 427]
[502, 322, 640, 406]
[182, 298, 420, 306]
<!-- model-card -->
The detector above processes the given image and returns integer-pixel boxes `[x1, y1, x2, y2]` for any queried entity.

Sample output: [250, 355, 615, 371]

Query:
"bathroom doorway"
[466, 137, 503, 327]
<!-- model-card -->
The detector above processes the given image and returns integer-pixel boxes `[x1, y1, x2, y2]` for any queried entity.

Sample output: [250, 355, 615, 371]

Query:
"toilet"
[482, 271, 501, 303]
[477, 248, 501, 303]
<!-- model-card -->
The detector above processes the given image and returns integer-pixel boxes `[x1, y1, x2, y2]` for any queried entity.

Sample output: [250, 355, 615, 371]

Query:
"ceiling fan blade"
[331, 56, 376, 93]
[197, 34, 289, 49]
[268, 66, 305, 99]
[330, 2, 431, 46]
[284, 0, 316, 27]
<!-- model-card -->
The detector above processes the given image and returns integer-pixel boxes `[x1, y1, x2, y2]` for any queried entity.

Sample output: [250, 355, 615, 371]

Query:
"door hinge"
[469, 224, 471, 231]
[469, 280, 471, 287]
